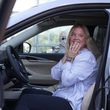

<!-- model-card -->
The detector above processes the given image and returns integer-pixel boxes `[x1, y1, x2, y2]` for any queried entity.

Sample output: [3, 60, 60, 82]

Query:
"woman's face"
[69, 27, 87, 49]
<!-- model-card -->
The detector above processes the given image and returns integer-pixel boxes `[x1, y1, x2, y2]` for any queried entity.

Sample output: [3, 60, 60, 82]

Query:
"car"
[0, 0, 110, 110]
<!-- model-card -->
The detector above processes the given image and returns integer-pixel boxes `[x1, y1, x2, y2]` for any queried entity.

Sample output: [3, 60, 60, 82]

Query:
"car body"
[0, 0, 110, 110]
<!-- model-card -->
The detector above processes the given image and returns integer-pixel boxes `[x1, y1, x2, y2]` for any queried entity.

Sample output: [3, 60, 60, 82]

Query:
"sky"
[13, 0, 55, 12]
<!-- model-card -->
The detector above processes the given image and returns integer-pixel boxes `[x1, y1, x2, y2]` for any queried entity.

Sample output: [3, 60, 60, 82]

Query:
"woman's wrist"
[61, 55, 67, 63]
[66, 57, 72, 62]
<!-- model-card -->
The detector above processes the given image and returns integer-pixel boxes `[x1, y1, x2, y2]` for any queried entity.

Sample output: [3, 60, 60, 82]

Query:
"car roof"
[53, 0, 110, 4]
[7, 0, 110, 28]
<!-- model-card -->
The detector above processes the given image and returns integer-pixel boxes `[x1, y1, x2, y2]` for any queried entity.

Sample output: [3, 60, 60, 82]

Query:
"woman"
[15, 24, 97, 110]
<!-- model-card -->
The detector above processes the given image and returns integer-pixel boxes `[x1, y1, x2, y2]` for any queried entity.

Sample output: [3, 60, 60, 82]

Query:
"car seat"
[81, 26, 107, 110]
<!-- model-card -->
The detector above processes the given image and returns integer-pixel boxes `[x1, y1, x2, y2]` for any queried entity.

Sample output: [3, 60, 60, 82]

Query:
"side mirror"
[23, 42, 31, 53]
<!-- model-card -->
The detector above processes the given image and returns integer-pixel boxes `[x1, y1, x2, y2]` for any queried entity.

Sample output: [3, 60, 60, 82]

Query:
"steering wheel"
[6, 46, 29, 84]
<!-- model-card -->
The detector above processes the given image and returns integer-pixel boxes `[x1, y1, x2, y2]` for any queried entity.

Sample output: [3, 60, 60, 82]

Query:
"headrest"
[93, 26, 107, 53]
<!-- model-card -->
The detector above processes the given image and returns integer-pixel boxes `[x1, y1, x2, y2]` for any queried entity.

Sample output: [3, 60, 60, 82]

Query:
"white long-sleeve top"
[51, 48, 97, 110]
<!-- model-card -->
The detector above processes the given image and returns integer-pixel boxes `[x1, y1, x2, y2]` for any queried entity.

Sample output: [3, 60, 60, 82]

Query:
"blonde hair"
[65, 24, 100, 58]
[66, 24, 90, 53]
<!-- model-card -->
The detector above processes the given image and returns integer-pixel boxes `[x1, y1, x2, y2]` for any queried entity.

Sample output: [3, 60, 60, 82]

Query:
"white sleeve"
[51, 60, 64, 80]
[61, 54, 97, 87]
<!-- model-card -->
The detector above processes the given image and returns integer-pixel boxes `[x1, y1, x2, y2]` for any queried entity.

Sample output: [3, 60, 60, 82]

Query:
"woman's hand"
[62, 41, 82, 63]
[67, 41, 81, 62]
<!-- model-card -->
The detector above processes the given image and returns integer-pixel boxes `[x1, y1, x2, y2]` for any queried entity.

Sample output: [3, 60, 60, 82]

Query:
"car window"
[23, 26, 72, 53]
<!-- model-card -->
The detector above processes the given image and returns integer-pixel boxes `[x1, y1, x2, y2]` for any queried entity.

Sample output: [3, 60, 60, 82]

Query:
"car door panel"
[20, 54, 62, 85]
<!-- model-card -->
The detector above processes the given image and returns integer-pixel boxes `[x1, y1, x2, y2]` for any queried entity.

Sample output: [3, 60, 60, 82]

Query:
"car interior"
[1, 8, 109, 110]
